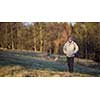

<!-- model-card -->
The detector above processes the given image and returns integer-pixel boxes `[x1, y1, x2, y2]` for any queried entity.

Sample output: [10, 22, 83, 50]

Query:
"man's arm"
[63, 43, 67, 54]
[74, 42, 79, 54]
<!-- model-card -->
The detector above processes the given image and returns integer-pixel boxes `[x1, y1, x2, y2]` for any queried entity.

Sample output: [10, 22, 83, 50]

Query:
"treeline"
[72, 22, 100, 62]
[0, 22, 100, 62]
[0, 22, 70, 53]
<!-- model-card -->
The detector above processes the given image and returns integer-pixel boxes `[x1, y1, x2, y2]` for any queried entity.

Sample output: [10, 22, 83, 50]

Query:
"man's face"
[68, 37, 72, 43]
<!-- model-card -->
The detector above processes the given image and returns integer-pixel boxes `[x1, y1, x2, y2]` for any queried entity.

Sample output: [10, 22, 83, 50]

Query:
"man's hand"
[63, 51, 67, 55]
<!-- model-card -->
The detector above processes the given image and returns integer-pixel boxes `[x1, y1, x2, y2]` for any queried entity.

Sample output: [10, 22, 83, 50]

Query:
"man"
[63, 36, 79, 73]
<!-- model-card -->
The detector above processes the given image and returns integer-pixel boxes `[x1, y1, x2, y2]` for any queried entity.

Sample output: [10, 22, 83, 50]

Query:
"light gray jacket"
[63, 41, 79, 57]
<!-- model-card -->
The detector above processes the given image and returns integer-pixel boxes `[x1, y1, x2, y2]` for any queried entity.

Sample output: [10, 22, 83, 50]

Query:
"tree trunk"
[11, 25, 14, 50]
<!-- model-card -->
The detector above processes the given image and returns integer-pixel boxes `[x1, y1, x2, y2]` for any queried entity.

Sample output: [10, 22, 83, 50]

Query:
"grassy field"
[0, 50, 100, 77]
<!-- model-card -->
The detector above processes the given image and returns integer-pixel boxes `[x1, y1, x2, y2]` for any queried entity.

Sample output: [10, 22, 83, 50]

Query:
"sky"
[24, 22, 76, 26]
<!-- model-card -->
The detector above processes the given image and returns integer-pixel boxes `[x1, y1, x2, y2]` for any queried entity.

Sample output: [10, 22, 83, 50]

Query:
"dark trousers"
[67, 57, 74, 73]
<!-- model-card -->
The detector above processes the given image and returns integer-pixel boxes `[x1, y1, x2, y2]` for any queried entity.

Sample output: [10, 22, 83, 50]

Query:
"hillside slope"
[0, 50, 100, 77]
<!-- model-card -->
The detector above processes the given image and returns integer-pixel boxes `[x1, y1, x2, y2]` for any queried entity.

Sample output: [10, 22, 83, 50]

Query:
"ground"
[0, 50, 100, 77]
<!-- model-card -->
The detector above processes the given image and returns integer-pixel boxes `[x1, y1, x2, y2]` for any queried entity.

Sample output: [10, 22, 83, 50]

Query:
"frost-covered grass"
[0, 50, 100, 77]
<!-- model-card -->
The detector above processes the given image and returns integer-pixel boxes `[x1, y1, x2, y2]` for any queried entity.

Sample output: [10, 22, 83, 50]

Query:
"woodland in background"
[0, 22, 100, 62]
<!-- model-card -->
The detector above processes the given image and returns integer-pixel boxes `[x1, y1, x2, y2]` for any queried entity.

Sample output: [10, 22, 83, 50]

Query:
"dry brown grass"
[0, 65, 92, 77]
